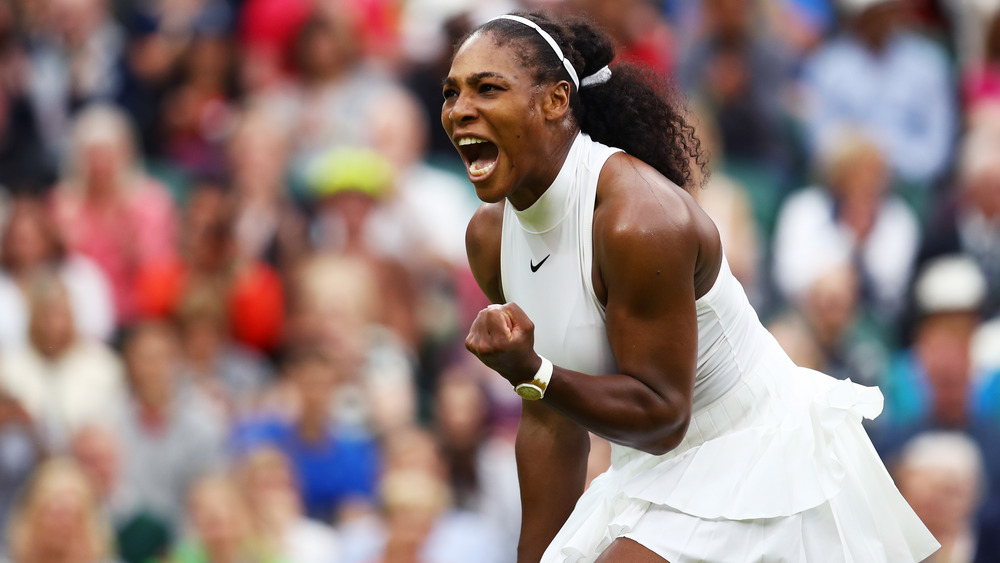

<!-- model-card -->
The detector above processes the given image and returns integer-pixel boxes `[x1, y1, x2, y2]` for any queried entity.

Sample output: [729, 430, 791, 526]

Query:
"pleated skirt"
[540, 366, 940, 563]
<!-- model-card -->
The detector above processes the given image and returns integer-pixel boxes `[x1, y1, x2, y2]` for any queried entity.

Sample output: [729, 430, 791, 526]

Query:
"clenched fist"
[465, 303, 542, 386]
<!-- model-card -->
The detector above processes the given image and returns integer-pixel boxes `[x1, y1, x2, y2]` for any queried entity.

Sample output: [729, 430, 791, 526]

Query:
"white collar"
[512, 132, 585, 234]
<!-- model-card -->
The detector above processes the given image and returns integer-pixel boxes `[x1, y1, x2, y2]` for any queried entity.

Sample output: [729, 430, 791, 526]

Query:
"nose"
[448, 92, 477, 124]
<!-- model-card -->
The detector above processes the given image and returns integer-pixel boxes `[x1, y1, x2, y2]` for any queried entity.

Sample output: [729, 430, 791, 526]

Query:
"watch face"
[516, 384, 543, 401]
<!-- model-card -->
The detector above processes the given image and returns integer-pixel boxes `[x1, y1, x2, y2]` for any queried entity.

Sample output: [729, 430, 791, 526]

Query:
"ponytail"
[475, 12, 706, 190]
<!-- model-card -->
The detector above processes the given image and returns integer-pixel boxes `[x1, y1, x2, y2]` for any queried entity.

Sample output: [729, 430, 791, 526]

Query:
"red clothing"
[238, 0, 312, 70]
[963, 64, 1000, 109]
[134, 256, 285, 352]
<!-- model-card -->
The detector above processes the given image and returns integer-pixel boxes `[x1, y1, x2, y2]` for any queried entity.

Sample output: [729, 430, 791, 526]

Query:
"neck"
[297, 413, 328, 443]
[205, 541, 240, 563]
[508, 128, 579, 211]
[511, 131, 584, 234]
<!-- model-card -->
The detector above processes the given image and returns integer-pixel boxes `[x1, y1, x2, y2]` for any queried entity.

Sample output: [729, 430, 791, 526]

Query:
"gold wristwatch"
[515, 357, 553, 400]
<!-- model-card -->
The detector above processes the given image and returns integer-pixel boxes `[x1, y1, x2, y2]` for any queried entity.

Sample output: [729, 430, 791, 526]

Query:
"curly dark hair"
[468, 11, 707, 190]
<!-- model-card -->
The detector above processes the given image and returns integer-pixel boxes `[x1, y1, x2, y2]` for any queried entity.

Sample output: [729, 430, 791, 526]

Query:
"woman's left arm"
[466, 169, 713, 456]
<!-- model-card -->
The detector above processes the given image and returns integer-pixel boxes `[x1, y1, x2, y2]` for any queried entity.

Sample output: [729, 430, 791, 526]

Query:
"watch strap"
[515, 356, 553, 400]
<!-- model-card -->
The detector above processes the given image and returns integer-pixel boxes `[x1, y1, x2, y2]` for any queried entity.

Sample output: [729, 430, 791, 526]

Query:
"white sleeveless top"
[500, 132, 773, 414]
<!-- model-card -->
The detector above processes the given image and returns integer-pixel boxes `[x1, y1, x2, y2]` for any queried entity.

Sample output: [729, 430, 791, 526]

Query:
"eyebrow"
[442, 71, 508, 87]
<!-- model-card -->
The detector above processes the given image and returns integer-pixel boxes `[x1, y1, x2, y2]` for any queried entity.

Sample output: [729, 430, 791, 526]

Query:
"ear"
[542, 81, 572, 122]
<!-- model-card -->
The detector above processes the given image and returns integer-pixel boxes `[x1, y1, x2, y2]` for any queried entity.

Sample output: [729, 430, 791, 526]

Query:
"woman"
[4, 458, 116, 563]
[49, 104, 178, 325]
[448, 11, 939, 563]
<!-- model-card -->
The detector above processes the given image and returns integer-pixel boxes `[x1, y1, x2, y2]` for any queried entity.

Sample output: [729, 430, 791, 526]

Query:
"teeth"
[469, 159, 497, 177]
[457, 137, 488, 146]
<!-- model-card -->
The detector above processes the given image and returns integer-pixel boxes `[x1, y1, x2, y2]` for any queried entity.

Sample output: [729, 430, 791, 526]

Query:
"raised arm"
[465, 203, 591, 563]
[466, 155, 721, 455]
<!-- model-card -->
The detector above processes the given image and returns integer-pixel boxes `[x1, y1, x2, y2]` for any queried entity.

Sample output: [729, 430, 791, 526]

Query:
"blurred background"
[0, 0, 995, 561]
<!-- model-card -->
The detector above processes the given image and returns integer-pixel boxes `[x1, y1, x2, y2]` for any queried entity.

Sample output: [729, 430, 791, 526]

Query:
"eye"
[479, 84, 502, 94]
[442, 87, 458, 100]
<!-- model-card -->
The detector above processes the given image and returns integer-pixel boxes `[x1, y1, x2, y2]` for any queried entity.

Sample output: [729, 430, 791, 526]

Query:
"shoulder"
[594, 153, 707, 254]
[465, 202, 505, 303]
[593, 153, 720, 297]
[466, 202, 504, 244]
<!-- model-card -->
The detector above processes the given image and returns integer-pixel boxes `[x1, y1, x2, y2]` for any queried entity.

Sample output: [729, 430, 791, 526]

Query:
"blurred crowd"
[0, 0, 995, 561]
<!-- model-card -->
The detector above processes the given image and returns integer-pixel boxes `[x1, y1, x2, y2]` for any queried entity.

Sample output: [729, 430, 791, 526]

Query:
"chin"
[472, 178, 510, 204]
[474, 188, 506, 204]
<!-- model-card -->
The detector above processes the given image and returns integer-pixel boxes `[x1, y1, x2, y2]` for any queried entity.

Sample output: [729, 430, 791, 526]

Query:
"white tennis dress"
[498, 133, 940, 563]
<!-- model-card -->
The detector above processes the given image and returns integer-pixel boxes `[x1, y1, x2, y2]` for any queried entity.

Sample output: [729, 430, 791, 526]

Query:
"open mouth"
[456, 137, 499, 179]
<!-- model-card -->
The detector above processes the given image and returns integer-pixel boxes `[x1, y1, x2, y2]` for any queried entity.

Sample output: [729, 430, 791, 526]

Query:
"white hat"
[914, 254, 987, 316]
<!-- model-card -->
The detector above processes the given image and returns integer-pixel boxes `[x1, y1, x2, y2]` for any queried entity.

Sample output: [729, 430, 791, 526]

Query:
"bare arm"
[514, 401, 590, 563]
[466, 155, 721, 455]
[466, 204, 591, 563]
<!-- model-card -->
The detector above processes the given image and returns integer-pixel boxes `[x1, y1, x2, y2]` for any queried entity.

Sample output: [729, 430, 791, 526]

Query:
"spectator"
[113, 1, 232, 162]
[25, 0, 126, 159]
[772, 129, 921, 322]
[306, 148, 420, 350]
[800, 0, 956, 188]
[920, 117, 1000, 316]
[173, 285, 274, 421]
[398, 8, 479, 162]
[133, 177, 285, 353]
[236, 0, 311, 97]
[232, 348, 381, 524]
[0, 274, 125, 452]
[226, 108, 307, 272]
[4, 458, 116, 563]
[339, 426, 507, 563]
[49, 104, 178, 324]
[71, 424, 172, 563]
[367, 87, 479, 269]
[873, 255, 1000, 495]
[679, 0, 797, 194]
[895, 432, 986, 563]
[160, 27, 240, 178]
[276, 11, 403, 167]
[283, 254, 417, 435]
[167, 473, 280, 563]
[768, 260, 891, 385]
[0, 194, 114, 350]
[237, 446, 341, 563]
[114, 322, 226, 533]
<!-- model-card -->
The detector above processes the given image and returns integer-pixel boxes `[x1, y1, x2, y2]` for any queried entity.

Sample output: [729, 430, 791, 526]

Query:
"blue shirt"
[232, 418, 381, 521]
[801, 32, 956, 184]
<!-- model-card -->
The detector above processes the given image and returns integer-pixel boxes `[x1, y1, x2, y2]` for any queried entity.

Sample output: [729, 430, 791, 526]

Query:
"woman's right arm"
[466, 204, 591, 562]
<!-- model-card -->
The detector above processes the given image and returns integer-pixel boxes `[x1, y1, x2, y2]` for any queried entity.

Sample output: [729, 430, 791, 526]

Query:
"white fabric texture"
[499, 133, 940, 562]
[0, 341, 125, 452]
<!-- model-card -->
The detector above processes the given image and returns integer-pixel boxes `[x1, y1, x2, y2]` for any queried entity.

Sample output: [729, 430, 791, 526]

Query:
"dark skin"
[444, 30, 722, 563]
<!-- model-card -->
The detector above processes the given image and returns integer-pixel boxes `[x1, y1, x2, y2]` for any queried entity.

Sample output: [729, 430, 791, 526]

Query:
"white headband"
[492, 15, 579, 89]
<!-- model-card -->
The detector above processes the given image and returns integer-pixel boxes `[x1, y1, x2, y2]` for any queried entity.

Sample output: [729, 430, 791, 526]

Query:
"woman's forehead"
[449, 31, 527, 79]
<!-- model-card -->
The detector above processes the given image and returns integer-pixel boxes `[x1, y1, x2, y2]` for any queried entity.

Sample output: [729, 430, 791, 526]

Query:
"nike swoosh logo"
[530, 255, 551, 272]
